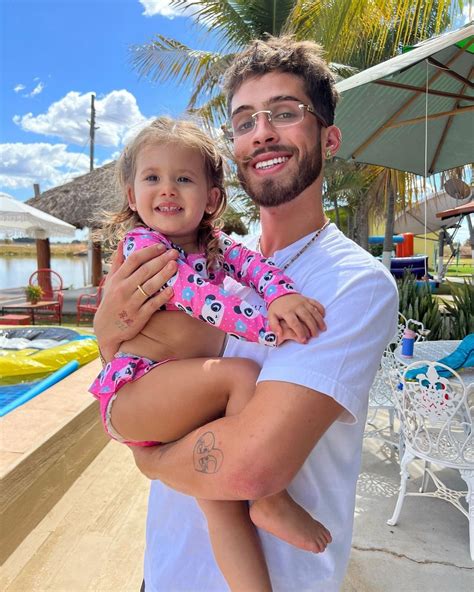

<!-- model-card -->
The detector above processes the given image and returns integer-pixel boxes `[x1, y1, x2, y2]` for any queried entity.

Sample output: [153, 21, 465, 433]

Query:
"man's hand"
[94, 242, 178, 360]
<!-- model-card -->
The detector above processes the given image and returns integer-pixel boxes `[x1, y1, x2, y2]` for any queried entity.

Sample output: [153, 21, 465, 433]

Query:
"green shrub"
[397, 272, 473, 340]
[397, 272, 449, 340]
[443, 280, 474, 339]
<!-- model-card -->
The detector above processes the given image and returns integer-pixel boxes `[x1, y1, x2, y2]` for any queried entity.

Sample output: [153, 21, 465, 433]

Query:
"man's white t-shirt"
[144, 224, 398, 591]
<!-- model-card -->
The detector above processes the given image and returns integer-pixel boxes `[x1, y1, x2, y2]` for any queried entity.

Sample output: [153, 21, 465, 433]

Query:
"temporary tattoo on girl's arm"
[193, 431, 223, 474]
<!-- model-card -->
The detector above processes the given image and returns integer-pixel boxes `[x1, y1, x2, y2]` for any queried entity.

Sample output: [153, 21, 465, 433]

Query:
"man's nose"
[251, 113, 279, 145]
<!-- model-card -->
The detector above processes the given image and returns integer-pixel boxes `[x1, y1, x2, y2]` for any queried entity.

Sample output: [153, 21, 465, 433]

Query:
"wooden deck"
[1, 442, 148, 592]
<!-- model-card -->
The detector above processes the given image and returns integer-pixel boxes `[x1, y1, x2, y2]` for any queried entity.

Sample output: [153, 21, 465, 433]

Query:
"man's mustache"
[240, 145, 295, 164]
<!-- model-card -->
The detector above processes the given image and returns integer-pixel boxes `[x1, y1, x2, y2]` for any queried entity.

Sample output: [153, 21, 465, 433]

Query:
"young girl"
[90, 117, 331, 591]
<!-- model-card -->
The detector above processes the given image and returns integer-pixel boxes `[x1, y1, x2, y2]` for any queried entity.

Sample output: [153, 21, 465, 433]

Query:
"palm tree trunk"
[333, 196, 340, 228]
[353, 194, 369, 250]
[382, 185, 395, 269]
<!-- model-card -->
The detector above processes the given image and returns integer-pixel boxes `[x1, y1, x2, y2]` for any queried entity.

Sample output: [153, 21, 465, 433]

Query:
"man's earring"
[326, 148, 332, 159]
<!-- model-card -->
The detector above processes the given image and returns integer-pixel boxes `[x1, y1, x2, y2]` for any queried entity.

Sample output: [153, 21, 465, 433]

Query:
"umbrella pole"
[36, 238, 51, 270]
[437, 228, 445, 282]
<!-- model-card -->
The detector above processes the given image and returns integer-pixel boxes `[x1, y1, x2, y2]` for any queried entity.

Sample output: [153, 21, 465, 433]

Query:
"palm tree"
[132, 0, 470, 240]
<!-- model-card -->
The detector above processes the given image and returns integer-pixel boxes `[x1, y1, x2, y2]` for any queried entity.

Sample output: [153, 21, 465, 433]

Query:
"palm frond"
[170, 0, 288, 51]
[187, 93, 229, 127]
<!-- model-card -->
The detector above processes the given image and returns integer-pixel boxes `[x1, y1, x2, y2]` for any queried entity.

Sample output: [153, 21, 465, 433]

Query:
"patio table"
[1, 300, 60, 325]
[395, 339, 474, 392]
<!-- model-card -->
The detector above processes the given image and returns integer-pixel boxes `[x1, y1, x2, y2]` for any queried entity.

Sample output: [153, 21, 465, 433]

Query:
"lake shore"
[0, 242, 88, 257]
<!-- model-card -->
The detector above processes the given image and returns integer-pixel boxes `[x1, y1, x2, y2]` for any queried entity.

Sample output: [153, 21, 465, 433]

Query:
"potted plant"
[25, 285, 44, 304]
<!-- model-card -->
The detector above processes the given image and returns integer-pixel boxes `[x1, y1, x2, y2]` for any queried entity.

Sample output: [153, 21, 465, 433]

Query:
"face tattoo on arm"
[193, 432, 224, 474]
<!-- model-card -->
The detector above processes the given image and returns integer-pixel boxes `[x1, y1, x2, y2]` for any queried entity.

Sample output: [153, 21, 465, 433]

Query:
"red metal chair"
[28, 269, 64, 325]
[76, 277, 106, 325]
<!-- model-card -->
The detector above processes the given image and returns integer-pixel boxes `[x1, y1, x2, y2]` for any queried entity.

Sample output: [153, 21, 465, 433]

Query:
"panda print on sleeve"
[215, 231, 298, 306]
[123, 227, 278, 346]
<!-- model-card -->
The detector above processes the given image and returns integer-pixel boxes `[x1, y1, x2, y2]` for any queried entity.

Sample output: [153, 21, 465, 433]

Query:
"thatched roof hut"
[26, 162, 248, 235]
[26, 163, 120, 230]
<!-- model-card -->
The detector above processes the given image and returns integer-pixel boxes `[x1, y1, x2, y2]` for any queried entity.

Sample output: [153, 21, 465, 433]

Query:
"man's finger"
[137, 258, 178, 300]
[118, 243, 167, 280]
[141, 286, 174, 317]
[109, 240, 125, 276]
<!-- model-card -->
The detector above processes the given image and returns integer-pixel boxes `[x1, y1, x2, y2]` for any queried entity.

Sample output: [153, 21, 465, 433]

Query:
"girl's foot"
[249, 490, 332, 553]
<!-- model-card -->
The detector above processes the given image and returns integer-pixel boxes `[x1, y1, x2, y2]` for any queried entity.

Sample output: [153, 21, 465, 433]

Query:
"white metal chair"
[388, 361, 474, 560]
[365, 314, 427, 445]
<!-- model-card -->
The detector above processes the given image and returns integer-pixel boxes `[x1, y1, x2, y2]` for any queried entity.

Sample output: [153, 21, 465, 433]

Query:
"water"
[0, 256, 89, 290]
[0, 381, 39, 410]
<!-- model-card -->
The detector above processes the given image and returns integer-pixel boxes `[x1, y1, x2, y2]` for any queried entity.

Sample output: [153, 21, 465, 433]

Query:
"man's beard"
[236, 136, 322, 208]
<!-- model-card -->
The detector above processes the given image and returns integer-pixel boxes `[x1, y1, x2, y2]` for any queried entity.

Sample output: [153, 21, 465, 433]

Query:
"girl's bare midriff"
[119, 310, 227, 361]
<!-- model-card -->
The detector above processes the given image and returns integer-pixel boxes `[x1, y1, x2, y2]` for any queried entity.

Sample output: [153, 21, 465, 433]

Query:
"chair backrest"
[398, 361, 472, 466]
[406, 318, 428, 342]
[96, 276, 106, 305]
[394, 312, 408, 345]
[29, 269, 63, 299]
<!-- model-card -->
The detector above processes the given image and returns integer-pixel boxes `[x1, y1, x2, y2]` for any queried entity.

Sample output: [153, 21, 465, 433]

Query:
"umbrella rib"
[373, 80, 473, 101]
[429, 66, 474, 174]
[385, 105, 474, 128]
[351, 46, 468, 160]
[427, 56, 474, 88]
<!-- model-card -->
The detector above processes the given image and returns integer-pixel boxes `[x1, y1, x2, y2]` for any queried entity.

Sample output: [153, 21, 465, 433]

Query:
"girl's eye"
[145, 175, 159, 182]
[177, 176, 192, 183]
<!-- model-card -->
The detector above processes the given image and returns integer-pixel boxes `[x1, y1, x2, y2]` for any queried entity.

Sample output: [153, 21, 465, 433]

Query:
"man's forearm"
[133, 414, 265, 501]
[132, 381, 343, 501]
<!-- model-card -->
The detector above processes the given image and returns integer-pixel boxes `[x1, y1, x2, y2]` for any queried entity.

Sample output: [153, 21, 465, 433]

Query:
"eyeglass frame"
[222, 102, 329, 140]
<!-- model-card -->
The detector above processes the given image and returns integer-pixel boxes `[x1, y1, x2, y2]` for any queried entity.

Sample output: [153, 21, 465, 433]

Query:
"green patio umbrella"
[335, 24, 474, 176]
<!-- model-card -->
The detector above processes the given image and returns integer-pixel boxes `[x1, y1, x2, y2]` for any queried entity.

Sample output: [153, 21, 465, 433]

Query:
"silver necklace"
[258, 219, 331, 271]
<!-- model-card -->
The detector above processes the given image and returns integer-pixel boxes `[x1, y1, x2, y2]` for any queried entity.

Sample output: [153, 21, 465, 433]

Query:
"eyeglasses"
[222, 101, 328, 140]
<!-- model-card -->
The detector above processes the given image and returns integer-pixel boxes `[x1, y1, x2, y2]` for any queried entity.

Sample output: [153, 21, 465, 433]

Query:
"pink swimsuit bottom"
[89, 352, 173, 447]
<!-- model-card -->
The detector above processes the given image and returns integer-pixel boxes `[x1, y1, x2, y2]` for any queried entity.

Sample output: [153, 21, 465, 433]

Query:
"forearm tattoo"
[193, 432, 223, 474]
[115, 310, 134, 331]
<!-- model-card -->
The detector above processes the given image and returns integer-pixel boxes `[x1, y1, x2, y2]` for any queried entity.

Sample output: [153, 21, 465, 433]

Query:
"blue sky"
[1, 1, 471, 245]
[1, 0, 218, 201]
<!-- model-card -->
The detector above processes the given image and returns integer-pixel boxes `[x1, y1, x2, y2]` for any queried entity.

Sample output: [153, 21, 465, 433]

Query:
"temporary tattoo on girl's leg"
[193, 431, 223, 474]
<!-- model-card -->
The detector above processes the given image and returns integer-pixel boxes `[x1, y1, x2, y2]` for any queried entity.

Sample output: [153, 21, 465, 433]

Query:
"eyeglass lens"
[231, 102, 306, 137]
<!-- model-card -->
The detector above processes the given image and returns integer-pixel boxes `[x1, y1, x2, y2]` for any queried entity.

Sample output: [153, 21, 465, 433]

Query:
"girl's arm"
[125, 228, 278, 346]
[217, 232, 326, 343]
[217, 232, 298, 307]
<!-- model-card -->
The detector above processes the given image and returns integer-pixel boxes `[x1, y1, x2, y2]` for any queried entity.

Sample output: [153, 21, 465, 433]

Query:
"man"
[95, 37, 398, 591]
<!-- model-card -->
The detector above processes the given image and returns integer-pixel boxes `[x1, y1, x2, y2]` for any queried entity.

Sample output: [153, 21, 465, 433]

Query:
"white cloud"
[139, 0, 190, 18]
[29, 82, 45, 97]
[13, 90, 148, 147]
[14, 84, 26, 93]
[0, 143, 91, 191]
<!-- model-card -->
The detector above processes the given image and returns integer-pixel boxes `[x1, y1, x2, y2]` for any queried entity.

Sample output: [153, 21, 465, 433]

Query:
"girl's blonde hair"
[101, 116, 227, 272]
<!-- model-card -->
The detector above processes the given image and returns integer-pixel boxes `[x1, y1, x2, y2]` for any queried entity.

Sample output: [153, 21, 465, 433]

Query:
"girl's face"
[127, 142, 220, 249]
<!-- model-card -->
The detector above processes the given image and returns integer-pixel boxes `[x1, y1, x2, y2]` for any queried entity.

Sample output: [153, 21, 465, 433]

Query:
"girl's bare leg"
[112, 357, 271, 591]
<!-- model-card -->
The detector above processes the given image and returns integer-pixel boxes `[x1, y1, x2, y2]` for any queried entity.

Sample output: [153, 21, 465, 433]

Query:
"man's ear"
[206, 187, 221, 214]
[324, 125, 342, 158]
[127, 186, 137, 211]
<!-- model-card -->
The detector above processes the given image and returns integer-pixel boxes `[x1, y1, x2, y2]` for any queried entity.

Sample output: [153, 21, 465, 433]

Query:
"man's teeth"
[255, 156, 289, 170]
[157, 206, 182, 212]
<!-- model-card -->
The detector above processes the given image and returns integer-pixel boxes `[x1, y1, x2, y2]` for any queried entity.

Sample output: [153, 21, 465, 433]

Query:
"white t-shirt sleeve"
[258, 264, 398, 424]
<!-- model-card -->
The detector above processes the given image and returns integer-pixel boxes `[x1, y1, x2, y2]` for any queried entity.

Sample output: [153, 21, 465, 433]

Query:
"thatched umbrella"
[27, 163, 120, 285]
[27, 162, 248, 285]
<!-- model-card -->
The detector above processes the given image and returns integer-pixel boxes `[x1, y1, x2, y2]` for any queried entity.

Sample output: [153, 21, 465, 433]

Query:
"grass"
[444, 263, 473, 277]
[0, 242, 87, 257]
